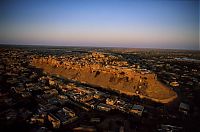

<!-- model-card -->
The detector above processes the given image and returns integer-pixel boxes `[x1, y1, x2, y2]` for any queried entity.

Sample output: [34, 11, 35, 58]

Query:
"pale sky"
[0, 0, 199, 49]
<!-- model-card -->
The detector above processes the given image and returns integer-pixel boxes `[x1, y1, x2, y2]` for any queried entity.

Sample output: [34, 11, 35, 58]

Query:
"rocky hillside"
[31, 54, 177, 103]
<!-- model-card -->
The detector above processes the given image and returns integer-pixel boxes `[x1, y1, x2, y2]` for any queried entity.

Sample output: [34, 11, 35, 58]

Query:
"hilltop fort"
[31, 51, 177, 103]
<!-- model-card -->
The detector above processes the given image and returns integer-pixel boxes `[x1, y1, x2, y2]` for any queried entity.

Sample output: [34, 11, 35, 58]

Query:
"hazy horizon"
[0, 0, 199, 50]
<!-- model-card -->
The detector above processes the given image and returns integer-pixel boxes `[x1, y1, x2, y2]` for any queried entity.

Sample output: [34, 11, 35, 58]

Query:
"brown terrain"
[31, 52, 177, 103]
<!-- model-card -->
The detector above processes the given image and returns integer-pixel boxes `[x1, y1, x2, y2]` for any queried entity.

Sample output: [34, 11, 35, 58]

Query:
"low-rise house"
[42, 89, 58, 98]
[158, 124, 183, 132]
[38, 103, 59, 113]
[21, 92, 32, 98]
[48, 113, 60, 128]
[79, 93, 94, 102]
[97, 103, 114, 112]
[129, 104, 144, 116]
[179, 102, 190, 115]
[62, 107, 76, 117]
[58, 112, 78, 125]
[90, 117, 101, 123]
[30, 114, 45, 125]
[170, 81, 179, 87]
[106, 97, 117, 105]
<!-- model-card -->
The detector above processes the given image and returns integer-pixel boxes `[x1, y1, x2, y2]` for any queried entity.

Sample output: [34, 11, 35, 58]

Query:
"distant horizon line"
[0, 43, 199, 51]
